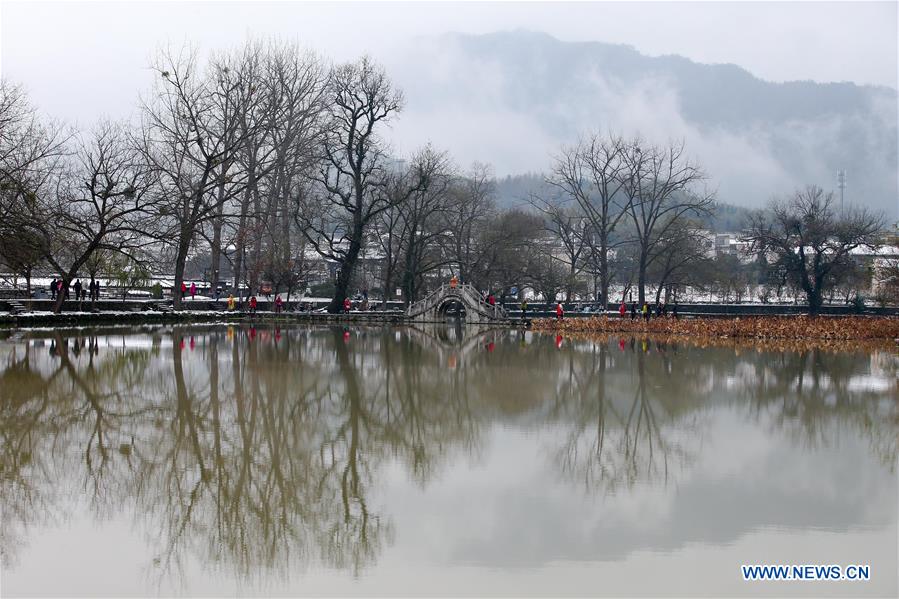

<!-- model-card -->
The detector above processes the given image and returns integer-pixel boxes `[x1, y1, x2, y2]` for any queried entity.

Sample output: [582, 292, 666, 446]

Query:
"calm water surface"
[1, 324, 896, 597]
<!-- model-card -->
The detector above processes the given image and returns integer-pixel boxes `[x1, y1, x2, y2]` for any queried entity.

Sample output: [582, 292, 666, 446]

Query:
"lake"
[1, 324, 896, 597]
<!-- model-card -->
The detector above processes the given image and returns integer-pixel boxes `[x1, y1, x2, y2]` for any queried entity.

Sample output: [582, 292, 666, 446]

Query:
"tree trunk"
[172, 232, 191, 310]
[599, 247, 610, 310]
[637, 252, 648, 305]
[329, 233, 362, 313]
[52, 277, 67, 313]
[233, 185, 252, 307]
[807, 288, 822, 316]
[210, 216, 222, 294]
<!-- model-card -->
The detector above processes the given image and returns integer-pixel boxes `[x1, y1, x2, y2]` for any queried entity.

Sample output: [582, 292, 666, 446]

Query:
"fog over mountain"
[386, 31, 898, 217]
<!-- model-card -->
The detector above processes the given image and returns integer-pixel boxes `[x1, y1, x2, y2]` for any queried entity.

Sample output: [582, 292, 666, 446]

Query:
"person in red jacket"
[249, 295, 258, 314]
[343, 297, 351, 313]
[556, 302, 564, 321]
[274, 294, 283, 314]
[619, 300, 627, 317]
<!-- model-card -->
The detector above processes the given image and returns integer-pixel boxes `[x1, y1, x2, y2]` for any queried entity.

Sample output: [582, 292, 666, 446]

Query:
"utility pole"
[837, 169, 846, 211]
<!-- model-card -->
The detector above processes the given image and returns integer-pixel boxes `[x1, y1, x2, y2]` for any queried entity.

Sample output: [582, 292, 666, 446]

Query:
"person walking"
[72, 280, 81, 301]
[180, 281, 187, 301]
[249, 295, 258, 314]
[63, 280, 70, 300]
[94, 280, 101, 301]
[672, 302, 679, 319]
[227, 293, 236, 311]
[50, 278, 58, 300]
[520, 298, 528, 317]
[642, 302, 650, 322]
[655, 302, 662, 318]
[343, 297, 351, 313]
[619, 300, 627, 318]
[556, 302, 564, 321]
[630, 301, 637, 320]
[274, 294, 283, 314]
[449, 275, 458, 289]
[190, 282, 197, 300]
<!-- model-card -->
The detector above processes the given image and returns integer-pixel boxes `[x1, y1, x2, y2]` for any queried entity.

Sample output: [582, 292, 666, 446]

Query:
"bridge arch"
[406, 283, 509, 324]
[435, 296, 467, 318]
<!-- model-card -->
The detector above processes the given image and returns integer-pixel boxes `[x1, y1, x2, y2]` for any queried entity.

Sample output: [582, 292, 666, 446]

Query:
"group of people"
[49, 278, 101, 302]
[223, 293, 286, 314]
[545, 299, 679, 321]
[179, 281, 200, 300]
[619, 300, 679, 321]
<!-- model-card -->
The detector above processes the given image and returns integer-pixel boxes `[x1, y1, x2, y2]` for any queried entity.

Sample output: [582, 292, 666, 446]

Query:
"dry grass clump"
[530, 315, 899, 342]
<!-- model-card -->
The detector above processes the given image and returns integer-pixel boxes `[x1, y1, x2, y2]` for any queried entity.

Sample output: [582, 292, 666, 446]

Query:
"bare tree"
[396, 146, 454, 304]
[528, 194, 590, 302]
[621, 139, 714, 304]
[646, 219, 710, 304]
[745, 185, 884, 315]
[138, 47, 256, 309]
[298, 56, 408, 313]
[548, 133, 630, 307]
[442, 162, 495, 284]
[0, 82, 69, 293]
[15, 122, 157, 312]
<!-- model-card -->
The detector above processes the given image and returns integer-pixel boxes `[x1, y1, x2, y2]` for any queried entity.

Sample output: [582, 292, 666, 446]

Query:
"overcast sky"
[1, 0, 896, 126]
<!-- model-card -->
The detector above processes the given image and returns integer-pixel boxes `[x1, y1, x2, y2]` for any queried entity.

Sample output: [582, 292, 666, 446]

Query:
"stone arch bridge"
[406, 283, 509, 324]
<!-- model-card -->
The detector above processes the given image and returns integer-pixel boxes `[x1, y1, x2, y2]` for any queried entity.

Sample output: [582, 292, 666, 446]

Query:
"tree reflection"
[1, 326, 895, 584]
[740, 347, 899, 469]
[547, 337, 706, 493]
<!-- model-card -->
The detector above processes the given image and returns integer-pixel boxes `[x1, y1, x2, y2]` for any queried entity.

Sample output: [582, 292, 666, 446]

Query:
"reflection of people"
[555, 334, 563, 349]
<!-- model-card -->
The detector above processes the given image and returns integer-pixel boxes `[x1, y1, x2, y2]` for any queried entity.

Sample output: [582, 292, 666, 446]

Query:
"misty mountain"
[388, 30, 897, 217]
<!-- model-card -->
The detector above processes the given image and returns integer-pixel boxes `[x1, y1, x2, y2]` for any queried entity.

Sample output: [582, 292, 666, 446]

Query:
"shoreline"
[0, 310, 409, 328]
[1, 311, 898, 343]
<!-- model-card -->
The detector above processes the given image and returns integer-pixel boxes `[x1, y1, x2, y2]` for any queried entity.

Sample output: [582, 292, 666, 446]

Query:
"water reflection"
[1, 325, 896, 591]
